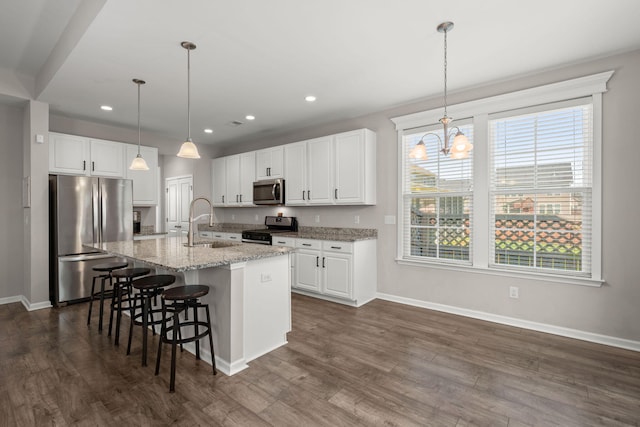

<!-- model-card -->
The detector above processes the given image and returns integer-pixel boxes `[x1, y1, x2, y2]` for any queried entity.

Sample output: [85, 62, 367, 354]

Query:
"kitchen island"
[90, 236, 293, 375]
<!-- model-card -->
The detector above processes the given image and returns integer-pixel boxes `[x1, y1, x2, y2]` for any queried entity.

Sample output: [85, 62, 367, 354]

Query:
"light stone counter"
[89, 236, 292, 376]
[90, 236, 292, 272]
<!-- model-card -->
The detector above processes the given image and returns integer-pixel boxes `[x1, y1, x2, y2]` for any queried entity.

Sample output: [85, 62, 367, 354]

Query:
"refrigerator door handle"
[59, 253, 118, 262]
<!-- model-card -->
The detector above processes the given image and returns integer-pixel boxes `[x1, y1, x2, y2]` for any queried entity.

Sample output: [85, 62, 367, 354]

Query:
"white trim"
[21, 296, 53, 311]
[396, 258, 603, 288]
[376, 292, 640, 353]
[591, 92, 603, 281]
[0, 295, 22, 305]
[391, 71, 614, 131]
[176, 341, 248, 377]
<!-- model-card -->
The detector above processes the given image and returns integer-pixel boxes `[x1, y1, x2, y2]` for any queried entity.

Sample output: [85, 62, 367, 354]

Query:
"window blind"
[402, 121, 474, 263]
[489, 99, 593, 276]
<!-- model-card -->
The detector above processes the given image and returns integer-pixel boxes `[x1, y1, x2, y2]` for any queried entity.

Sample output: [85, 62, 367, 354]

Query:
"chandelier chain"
[443, 26, 448, 118]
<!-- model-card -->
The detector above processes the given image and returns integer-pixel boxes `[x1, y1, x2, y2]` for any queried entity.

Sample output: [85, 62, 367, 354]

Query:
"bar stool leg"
[87, 275, 98, 326]
[155, 300, 166, 376]
[114, 279, 126, 345]
[127, 293, 139, 356]
[170, 309, 179, 393]
[193, 301, 200, 360]
[205, 304, 217, 374]
[98, 275, 108, 332]
[142, 292, 150, 366]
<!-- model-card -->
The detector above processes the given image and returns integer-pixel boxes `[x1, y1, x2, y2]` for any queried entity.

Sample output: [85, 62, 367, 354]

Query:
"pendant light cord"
[137, 81, 141, 155]
[187, 46, 191, 141]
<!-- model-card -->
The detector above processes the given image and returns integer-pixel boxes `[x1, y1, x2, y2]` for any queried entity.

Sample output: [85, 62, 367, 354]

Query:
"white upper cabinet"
[218, 152, 256, 206]
[49, 132, 125, 178]
[125, 144, 158, 205]
[89, 139, 125, 177]
[333, 129, 376, 205]
[284, 129, 376, 206]
[49, 133, 90, 175]
[211, 157, 226, 206]
[283, 142, 306, 205]
[255, 146, 284, 180]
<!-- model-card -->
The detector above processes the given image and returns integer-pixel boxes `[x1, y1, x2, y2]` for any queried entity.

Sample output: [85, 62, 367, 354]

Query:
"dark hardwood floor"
[1, 293, 639, 426]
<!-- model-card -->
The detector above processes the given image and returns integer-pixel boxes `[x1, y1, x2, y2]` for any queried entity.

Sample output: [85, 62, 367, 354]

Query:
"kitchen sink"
[184, 241, 239, 249]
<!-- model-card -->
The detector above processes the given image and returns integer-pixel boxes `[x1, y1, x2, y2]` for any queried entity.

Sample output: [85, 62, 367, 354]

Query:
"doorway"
[165, 175, 193, 236]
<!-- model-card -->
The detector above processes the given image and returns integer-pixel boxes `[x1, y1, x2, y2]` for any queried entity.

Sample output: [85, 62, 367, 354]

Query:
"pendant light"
[129, 78, 150, 171]
[177, 41, 201, 159]
[410, 22, 473, 161]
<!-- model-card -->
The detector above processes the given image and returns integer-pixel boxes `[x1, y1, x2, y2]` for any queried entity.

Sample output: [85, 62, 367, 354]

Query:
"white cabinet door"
[125, 144, 158, 205]
[225, 155, 241, 206]
[212, 157, 226, 206]
[284, 142, 306, 205]
[89, 139, 124, 178]
[256, 146, 284, 180]
[49, 133, 90, 175]
[239, 151, 256, 205]
[322, 252, 352, 299]
[334, 129, 376, 205]
[307, 136, 333, 205]
[294, 250, 321, 292]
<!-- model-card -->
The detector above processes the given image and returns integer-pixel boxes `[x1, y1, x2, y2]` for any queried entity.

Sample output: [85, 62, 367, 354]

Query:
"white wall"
[0, 103, 25, 300]
[216, 49, 640, 344]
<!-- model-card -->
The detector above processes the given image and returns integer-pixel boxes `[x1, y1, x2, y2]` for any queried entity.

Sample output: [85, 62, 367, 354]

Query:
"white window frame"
[391, 71, 613, 287]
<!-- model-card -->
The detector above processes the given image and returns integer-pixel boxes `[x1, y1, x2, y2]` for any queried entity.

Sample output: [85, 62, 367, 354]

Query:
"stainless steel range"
[242, 216, 298, 245]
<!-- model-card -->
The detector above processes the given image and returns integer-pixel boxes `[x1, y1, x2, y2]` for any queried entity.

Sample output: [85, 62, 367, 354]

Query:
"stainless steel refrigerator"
[49, 174, 133, 306]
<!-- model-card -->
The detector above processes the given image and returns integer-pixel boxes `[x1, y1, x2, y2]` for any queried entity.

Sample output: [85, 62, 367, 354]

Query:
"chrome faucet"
[187, 197, 214, 247]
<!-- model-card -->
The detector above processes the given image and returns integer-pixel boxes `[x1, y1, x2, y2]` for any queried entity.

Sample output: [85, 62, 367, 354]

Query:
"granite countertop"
[198, 223, 377, 242]
[89, 236, 292, 272]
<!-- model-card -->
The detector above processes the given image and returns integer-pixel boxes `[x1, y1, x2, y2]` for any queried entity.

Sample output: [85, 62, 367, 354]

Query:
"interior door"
[166, 175, 192, 236]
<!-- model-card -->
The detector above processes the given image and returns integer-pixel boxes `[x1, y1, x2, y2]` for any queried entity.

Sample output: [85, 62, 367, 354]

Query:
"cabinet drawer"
[199, 231, 213, 238]
[227, 233, 241, 241]
[273, 237, 296, 247]
[322, 241, 353, 254]
[296, 239, 321, 250]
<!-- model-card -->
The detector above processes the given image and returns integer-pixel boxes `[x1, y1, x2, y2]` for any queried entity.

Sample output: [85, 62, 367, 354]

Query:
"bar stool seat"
[127, 274, 176, 366]
[87, 261, 128, 332]
[109, 267, 151, 345]
[155, 285, 216, 392]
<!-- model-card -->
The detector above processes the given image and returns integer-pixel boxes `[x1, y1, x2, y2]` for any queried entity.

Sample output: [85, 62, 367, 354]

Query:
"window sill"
[396, 258, 604, 288]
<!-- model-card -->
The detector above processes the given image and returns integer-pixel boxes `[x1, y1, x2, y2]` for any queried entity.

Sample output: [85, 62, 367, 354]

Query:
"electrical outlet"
[354, 215, 360, 224]
[261, 273, 272, 282]
[384, 215, 396, 225]
[315, 215, 320, 223]
[231, 214, 235, 221]
[509, 286, 519, 299]
[254, 214, 259, 221]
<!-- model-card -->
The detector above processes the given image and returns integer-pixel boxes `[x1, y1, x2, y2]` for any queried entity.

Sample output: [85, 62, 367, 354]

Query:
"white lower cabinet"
[293, 238, 376, 307]
[199, 231, 241, 241]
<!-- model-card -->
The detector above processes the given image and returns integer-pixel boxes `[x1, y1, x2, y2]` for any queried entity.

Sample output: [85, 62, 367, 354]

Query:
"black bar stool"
[87, 261, 128, 332]
[155, 285, 216, 392]
[127, 274, 176, 366]
[109, 267, 151, 345]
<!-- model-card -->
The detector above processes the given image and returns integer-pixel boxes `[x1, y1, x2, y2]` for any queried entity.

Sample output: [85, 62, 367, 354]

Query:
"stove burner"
[241, 216, 297, 245]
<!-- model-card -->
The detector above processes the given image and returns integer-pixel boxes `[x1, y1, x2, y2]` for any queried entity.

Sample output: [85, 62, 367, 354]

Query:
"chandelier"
[410, 22, 473, 161]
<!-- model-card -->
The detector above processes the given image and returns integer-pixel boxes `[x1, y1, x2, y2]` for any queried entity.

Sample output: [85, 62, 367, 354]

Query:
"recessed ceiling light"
[100, 105, 113, 111]
[204, 128, 213, 134]
[245, 115, 255, 121]
[305, 95, 317, 102]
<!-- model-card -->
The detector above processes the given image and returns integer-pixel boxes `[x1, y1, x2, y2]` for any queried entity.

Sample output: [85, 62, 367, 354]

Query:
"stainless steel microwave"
[253, 178, 285, 205]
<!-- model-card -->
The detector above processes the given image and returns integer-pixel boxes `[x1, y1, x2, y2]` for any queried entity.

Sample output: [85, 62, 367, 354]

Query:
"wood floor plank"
[1, 295, 639, 426]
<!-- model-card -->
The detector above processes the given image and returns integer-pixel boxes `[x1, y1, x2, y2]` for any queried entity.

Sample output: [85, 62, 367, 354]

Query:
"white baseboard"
[21, 296, 53, 311]
[376, 292, 640, 353]
[0, 295, 52, 311]
[0, 295, 22, 305]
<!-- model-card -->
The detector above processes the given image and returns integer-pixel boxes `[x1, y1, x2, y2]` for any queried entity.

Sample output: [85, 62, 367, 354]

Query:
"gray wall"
[216, 49, 640, 343]
[0, 103, 25, 299]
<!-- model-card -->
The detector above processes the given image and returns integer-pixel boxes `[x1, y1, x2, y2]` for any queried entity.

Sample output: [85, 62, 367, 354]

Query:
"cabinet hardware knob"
[307, 190, 310, 200]
[335, 188, 338, 199]
[92, 161, 95, 171]
[302, 190, 305, 200]
[83, 160, 86, 171]
[316, 256, 319, 267]
[322, 257, 325, 268]
[331, 246, 341, 249]
[302, 243, 311, 246]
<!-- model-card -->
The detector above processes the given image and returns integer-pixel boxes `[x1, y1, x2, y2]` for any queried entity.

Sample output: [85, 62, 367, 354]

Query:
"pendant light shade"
[129, 78, 149, 171]
[177, 41, 201, 159]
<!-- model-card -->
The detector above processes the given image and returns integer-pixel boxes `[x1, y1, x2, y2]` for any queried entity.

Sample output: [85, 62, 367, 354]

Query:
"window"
[393, 71, 611, 284]
[490, 100, 593, 276]
[402, 122, 473, 264]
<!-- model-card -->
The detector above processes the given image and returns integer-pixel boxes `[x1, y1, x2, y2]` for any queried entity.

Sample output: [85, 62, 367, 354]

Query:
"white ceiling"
[3, 0, 640, 149]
